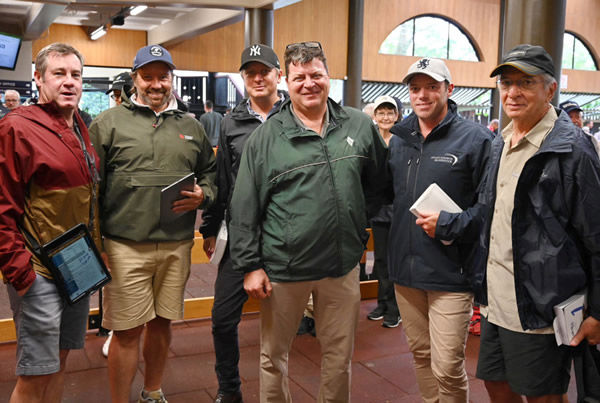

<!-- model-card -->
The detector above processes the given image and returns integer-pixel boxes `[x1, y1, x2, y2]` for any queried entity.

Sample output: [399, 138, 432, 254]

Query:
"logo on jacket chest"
[430, 153, 459, 166]
[179, 133, 194, 141]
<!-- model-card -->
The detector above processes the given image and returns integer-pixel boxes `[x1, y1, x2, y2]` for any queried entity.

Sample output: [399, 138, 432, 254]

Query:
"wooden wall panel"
[363, 0, 501, 88]
[273, 0, 349, 79]
[32, 24, 146, 68]
[167, 21, 244, 72]
[564, 0, 600, 93]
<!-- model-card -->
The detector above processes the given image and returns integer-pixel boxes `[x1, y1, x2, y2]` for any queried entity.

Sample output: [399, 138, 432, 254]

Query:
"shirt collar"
[502, 105, 557, 149]
[130, 93, 179, 116]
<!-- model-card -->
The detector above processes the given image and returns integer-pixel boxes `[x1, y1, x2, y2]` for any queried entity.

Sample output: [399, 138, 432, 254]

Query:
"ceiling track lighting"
[89, 25, 107, 40]
[129, 5, 147, 16]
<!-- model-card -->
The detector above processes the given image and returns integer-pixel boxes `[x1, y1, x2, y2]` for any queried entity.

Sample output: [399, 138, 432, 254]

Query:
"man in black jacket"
[388, 57, 492, 402]
[476, 44, 600, 401]
[200, 43, 284, 403]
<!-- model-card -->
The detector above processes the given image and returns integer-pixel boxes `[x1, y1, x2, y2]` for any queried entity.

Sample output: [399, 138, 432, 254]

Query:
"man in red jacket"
[0, 43, 99, 402]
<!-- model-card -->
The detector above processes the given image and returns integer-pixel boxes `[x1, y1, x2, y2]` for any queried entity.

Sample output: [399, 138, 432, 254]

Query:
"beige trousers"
[260, 266, 360, 403]
[395, 285, 473, 403]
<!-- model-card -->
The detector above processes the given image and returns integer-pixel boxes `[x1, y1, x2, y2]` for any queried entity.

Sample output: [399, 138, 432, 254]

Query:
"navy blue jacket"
[472, 109, 600, 330]
[388, 100, 492, 292]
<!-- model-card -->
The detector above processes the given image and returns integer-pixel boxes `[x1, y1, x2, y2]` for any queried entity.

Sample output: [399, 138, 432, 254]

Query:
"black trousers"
[372, 222, 399, 316]
[211, 249, 248, 393]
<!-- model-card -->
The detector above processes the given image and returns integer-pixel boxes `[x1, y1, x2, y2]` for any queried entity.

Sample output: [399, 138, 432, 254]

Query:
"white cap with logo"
[402, 58, 452, 84]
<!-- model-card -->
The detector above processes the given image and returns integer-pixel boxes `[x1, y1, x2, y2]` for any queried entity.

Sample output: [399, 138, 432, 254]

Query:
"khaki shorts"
[102, 238, 193, 331]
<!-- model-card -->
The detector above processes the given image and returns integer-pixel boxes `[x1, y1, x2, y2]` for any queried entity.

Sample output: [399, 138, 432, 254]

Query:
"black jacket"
[200, 92, 286, 237]
[472, 109, 600, 330]
[387, 100, 492, 292]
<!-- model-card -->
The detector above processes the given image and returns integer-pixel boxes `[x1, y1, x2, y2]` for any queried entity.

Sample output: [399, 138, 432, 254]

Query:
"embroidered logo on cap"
[249, 45, 261, 57]
[150, 46, 163, 57]
[417, 59, 430, 69]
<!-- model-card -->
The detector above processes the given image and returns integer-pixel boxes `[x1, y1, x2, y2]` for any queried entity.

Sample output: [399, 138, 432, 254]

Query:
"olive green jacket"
[229, 98, 387, 282]
[89, 94, 216, 242]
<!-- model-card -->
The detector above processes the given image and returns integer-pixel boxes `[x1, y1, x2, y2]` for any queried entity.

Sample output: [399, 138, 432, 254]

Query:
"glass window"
[379, 15, 479, 62]
[563, 32, 597, 71]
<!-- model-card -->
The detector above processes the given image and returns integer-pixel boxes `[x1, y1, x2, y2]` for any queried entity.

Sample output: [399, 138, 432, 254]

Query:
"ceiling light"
[130, 5, 147, 16]
[90, 25, 107, 40]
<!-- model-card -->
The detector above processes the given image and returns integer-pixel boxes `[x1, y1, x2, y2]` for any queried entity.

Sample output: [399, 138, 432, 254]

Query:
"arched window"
[379, 15, 479, 62]
[562, 32, 597, 71]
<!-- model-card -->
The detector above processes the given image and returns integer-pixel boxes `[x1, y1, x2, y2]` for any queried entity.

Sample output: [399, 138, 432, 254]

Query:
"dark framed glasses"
[285, 41, 322, 51]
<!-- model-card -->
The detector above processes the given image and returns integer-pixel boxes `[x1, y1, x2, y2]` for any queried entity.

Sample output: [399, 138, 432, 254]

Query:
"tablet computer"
[43, 223, 111, 304]
[160, 172, 196, 224]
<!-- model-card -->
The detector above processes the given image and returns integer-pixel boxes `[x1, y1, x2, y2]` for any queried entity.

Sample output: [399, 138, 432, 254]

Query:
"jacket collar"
[535, 108, 575, 154]
[121, 90, 186, 117]
[273, 97, 350, 139]
[230, 90, 288, 121]
[13, 102, 85, 137]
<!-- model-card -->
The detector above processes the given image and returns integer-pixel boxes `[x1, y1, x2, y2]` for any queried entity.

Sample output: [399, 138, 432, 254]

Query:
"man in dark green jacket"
[229, 42, 387, 402]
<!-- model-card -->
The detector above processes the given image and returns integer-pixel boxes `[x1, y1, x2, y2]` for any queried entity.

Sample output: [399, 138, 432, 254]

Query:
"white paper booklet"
[410, 183, 462, 218]
[553, 291, 586, 346]
[210, 220, 228, 266]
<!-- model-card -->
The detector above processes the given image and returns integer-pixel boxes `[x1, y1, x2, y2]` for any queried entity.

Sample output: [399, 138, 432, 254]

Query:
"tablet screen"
[48, 234, 108, 302]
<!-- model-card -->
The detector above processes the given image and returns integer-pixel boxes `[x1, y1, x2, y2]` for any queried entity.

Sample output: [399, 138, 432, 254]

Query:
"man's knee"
[113, 326, 144, 346]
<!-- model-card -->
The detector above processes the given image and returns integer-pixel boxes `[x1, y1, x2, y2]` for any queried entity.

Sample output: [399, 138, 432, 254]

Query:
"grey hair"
[35, 43, 84, 76]
[541, 73, 557, 89]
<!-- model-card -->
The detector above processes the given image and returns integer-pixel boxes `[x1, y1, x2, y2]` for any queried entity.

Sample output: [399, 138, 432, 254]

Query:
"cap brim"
[239, 59, 277, 71]
[133, 60, 176, 71]
[489, 61, 544, 77]
[402, 71, 446, 84]
[374, 101, 397, 111]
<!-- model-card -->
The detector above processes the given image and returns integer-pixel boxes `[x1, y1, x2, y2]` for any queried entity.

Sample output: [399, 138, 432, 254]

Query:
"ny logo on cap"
[249, 45, 261, 57]
[150, 46, 163, 57]
[417, 59, 430, 69]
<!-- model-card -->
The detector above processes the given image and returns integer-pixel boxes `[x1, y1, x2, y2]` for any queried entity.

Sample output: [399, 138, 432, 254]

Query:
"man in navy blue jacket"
[388, 58, 492, 402]
[475, 44, 600, 402]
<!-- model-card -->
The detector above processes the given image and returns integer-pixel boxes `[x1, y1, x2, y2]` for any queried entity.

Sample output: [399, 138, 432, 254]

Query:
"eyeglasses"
[285, 41, 322, 51]
[110, 94, 121, 101]
[497, 77, 542, 91]
[375, 111, 397, 118]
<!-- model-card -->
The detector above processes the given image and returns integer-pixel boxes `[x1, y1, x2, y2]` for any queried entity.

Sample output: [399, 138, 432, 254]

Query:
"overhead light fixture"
[90, 25, 107, 40]
[129, 5, 147, 16]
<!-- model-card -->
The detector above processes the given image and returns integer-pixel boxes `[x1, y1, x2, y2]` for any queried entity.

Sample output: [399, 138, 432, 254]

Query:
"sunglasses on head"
[285, 41, 322, 51]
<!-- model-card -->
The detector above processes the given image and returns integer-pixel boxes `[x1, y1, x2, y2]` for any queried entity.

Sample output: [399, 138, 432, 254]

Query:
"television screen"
[0, 32, 22, 71]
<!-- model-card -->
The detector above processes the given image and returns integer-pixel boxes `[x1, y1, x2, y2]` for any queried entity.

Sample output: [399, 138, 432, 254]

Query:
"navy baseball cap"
[490, 44, 555, 78]
[133, 45, 176, 71]
[559, 100, 583, 114]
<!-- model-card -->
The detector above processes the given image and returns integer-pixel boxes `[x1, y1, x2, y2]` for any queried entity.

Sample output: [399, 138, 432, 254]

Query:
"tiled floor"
[2, 299, 579, 403]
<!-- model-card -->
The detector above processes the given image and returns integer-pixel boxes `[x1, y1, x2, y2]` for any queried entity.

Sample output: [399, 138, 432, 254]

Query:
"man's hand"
[244, 269, 272, 299]
[203, 236, 216, 258]
[570, 315, 600, 346]
[17, 282, 33, 297]
[416, 211, 440, 239]
[172, 184, 204, 213]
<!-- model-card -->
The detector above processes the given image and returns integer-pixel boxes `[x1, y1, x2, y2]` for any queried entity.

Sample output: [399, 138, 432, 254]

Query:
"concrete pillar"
[343, 0, 364, 108]
[498, 0, 566, 127]
[244, 7, 274, 48]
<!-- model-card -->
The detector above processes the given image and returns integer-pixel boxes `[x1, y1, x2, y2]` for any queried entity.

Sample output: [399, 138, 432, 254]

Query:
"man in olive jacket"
[229, 42, 387, 402]
[89, 45, 216, 403]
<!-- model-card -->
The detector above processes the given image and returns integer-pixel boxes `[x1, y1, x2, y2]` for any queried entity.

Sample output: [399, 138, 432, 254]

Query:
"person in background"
[89, 44, 216, 403]
[362, 102, 375, 122]
[3, 89, 21, 111]
[201, 43, 286, 403]
[476, 44, 600, 402]
[0, 42, 99, 403]
[488, 118, 499, 135]
[105, 71, 133, 107]
[200, 100, 222, 147]
[229, 41, 387, 402]
[388, 57, 492, 402]
[559, 100, 583, 128]
[367, 95, 402, 328]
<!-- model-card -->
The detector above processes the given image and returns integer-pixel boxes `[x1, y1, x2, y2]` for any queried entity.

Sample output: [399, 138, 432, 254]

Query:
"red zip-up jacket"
[0, 103, 100, 292]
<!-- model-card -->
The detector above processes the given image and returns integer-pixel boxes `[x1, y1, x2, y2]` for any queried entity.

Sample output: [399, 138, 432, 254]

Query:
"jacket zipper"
[321, 132, 344, 273]
[408, 140, 424, 282]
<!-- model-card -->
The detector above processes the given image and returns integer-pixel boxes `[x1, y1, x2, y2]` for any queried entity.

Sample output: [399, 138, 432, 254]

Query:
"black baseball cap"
[239, 44, 280, 71]
[133, 45, 176, 71]
[490, 44, 555, 78]
[559, 100, 583, 114]
[105, 72, 133, 94]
